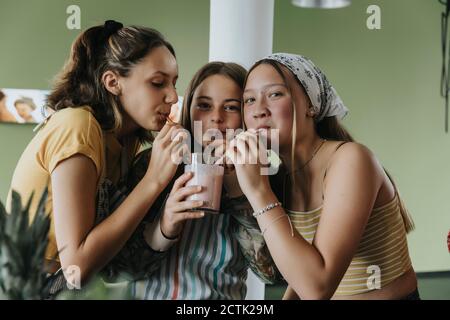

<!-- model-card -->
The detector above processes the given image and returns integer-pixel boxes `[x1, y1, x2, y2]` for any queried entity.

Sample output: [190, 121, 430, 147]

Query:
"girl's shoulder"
[326, 141, 382, 176]
[43, 106, 102, 136]
[50, 105, 97, 125]
[29, 106, 105, 178]
[322, 141, 385, 210]
[328, 141, 376, 162]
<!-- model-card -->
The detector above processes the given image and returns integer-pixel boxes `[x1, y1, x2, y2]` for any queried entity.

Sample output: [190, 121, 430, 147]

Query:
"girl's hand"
[224, 130, 272, 201]
[205, 139, 244, 198]
[160, 172, 206, 239]
[145, 122, 188, 190]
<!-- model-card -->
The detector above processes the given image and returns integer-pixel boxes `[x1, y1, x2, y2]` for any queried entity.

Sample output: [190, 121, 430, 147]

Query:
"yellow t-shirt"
[6, 106, 134, 263]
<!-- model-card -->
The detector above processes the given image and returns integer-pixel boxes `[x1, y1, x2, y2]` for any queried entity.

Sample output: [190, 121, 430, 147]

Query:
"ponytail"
[47, 22, 175, 145]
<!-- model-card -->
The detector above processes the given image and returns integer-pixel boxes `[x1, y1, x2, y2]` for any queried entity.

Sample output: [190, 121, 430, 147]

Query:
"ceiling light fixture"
[292, 0, 351, 9]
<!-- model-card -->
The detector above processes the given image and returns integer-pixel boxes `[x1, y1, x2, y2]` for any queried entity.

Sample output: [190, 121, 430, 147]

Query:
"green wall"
[1, 0, 449, 272]
[0, 0, 210, 197]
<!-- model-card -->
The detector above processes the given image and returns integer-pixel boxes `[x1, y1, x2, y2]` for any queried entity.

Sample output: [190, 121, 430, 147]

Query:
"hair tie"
[103, 20, 123, 38]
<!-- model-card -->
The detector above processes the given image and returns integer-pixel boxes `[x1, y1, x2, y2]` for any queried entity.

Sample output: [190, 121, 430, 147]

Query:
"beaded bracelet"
[252, 202, 282, 218]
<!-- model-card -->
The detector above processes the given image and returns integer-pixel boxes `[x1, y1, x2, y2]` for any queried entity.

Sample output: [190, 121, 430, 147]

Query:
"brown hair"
[245, 59, 414, 232]
[0, 90, 5, 102]
[180, 61, 247, 135]
[47, 23, 175, 145]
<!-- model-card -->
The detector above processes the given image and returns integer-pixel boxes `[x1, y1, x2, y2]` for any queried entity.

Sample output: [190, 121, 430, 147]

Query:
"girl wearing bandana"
[224, 53, 419, 300]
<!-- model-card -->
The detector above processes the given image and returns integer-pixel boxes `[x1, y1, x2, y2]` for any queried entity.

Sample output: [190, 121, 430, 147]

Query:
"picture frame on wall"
[0, 88, 182, 125]
[0, 88, 51, 124]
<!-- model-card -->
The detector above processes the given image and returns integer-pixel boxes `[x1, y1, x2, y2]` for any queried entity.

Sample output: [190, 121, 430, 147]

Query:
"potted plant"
[0, 190, 51, 299]
[0, 191, 131, 300]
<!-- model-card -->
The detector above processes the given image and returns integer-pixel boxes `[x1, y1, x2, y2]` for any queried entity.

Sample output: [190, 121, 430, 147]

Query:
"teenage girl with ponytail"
[7, 21, 188, 295]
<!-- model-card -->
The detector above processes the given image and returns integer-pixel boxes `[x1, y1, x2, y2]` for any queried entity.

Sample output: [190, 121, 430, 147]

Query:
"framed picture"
[1, 88, 182, 125]
[0, 88, 51, 124]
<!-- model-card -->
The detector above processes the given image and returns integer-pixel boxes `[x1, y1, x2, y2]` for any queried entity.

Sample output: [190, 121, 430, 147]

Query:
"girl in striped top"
[117, 62, 280, 299]
[223, 53, 419, 299]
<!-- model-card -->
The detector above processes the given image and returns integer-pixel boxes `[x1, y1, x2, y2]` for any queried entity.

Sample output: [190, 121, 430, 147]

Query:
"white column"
[209, 0, 274, 69]
[209, 0, 275, 300]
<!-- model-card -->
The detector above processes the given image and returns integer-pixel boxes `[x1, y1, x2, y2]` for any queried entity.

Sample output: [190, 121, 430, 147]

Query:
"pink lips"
[157, 112, 171, 123]
[255, 125, 271, 133]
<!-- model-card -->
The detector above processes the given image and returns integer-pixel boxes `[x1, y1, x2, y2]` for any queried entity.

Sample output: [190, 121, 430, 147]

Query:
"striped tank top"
[287, 191, 412, 296]
[131, 213, 248, 299]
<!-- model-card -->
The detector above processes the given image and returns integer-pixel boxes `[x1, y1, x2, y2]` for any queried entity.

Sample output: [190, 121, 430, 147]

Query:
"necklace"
[282, 138, 327, 208]
[289, 138, 327, 175]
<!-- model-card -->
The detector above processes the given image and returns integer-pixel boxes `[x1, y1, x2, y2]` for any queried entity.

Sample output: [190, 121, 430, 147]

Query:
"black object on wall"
[440, 0, 450, 132]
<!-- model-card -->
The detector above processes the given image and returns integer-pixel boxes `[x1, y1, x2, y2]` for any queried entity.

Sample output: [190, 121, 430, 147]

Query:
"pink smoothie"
[184, 155, 224, 213]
